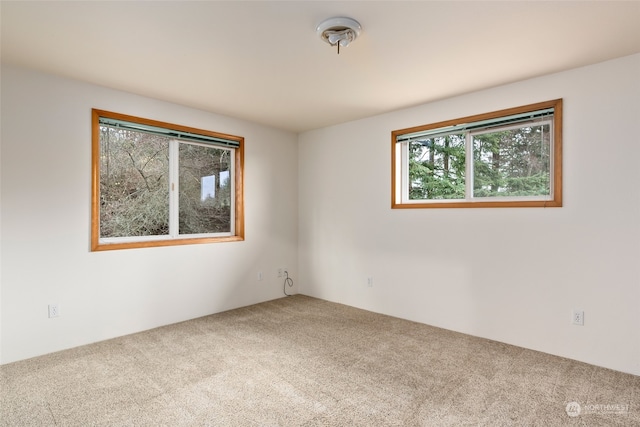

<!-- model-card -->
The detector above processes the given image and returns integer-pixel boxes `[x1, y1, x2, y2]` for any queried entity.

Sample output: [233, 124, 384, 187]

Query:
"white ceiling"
[2, 1, 640, 133]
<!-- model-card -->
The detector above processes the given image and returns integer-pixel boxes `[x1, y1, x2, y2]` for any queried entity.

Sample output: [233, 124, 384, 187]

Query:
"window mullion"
[169, 140, 179, 238]
[547, 121, 554, 199]
[465, 133, 473, 201]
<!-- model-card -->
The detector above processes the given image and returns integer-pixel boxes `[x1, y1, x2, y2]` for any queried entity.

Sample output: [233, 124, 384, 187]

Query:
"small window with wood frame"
[392, 99, 562, 208]
[91, 109, 244, 251]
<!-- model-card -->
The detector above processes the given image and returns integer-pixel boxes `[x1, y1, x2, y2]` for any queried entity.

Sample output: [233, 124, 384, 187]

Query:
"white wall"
[298, 54, 640, 375]
[0, 65, 299, 364]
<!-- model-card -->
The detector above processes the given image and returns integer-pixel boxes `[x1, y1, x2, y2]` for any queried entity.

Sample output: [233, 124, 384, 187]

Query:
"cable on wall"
[283, 271, 294, 296]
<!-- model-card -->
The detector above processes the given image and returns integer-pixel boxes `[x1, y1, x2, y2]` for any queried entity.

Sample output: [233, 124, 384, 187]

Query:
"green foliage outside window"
[409, 134, 466, 200]
[408, 125, 550, 200]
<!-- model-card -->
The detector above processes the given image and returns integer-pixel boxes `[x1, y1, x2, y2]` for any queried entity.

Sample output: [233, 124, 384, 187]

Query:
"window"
[91, 109, 244, 251]
[392, 99, 562, 208]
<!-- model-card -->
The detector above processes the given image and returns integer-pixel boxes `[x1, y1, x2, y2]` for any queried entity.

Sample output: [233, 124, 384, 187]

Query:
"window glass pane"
[408, 134, 466, 200]
[99, 127, 170, 238]
[178, 143, 232, 235]
[472, 124, 551, 198]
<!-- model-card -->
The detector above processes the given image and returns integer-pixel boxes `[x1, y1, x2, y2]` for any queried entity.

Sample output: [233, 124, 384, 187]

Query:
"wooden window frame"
[91, 109, 244, 251]
[391, 99, 563, 209]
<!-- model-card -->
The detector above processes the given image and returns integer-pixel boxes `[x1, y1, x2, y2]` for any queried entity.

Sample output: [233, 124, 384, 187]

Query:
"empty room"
[1, 1, 639, 425]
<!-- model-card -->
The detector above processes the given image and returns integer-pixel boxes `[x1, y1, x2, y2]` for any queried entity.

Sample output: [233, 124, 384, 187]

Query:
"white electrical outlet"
[258, 271, 263, 281]
[572, 309, 584, 325]
[278, 268, 283, 278]
[48, 304, 60, 318]
[367, 277, 373, 287]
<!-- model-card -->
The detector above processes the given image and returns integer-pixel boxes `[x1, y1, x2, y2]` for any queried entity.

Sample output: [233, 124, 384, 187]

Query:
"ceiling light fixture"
[316, 17, 361, 54]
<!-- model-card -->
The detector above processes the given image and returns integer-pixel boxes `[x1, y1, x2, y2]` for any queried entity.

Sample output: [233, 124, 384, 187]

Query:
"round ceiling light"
[316, 17, 361, 54]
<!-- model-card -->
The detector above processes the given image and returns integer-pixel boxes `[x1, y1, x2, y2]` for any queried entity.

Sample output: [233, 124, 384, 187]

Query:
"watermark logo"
[566, 401, 581, 417]
[565, 401, 629, 417]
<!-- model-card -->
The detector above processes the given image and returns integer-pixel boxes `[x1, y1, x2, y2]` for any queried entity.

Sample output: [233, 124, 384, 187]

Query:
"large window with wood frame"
[392, 99, 562, 208]
[91, 109, 244, 251]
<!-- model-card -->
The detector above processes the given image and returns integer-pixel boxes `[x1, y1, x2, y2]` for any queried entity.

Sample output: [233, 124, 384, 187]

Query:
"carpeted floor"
[1, 295, 638, 426]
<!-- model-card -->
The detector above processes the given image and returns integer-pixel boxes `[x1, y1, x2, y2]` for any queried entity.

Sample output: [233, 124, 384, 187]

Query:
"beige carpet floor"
[1, 295, 638, 426]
